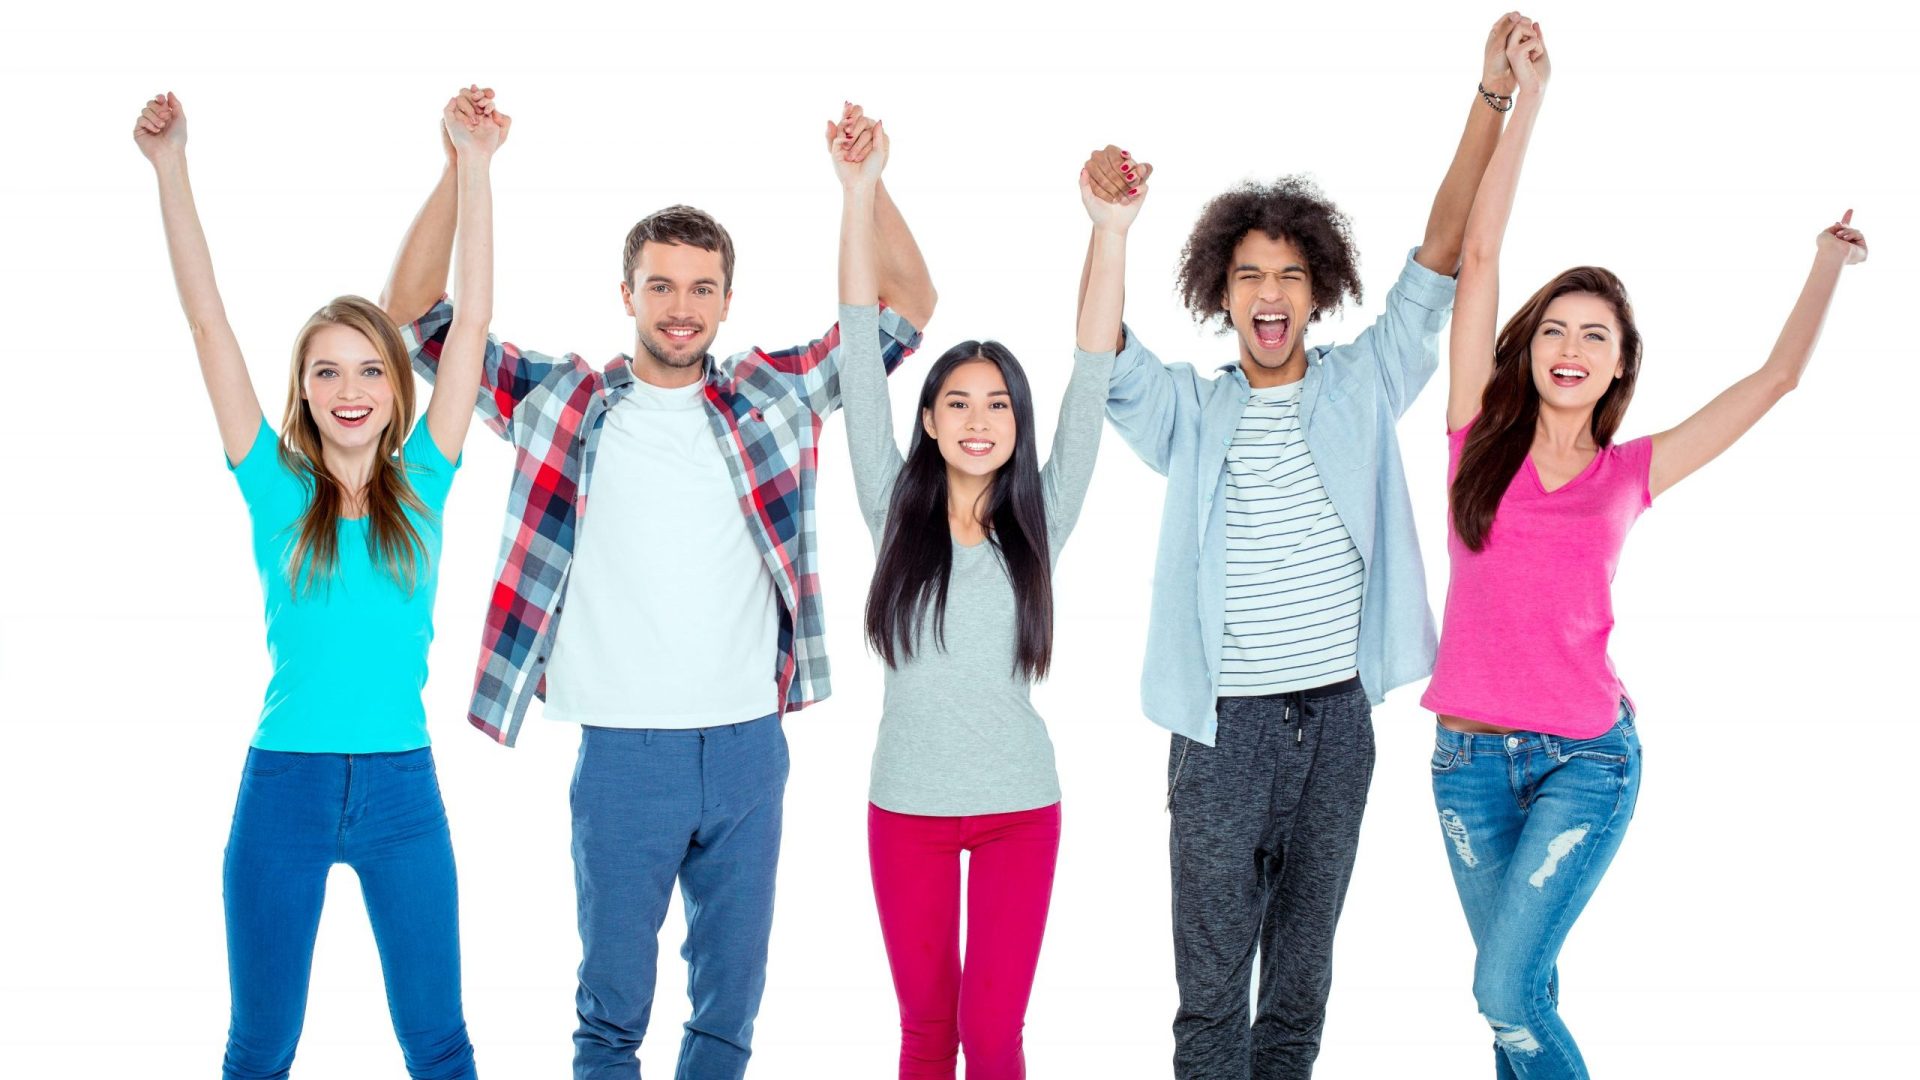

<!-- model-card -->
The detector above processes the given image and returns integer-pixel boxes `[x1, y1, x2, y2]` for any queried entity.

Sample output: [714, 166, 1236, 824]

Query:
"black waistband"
[1247, 674, 1364, 702]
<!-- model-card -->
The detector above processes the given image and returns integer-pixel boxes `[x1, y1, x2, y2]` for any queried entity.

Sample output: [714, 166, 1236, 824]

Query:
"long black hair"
[864, 340, 1055, 681]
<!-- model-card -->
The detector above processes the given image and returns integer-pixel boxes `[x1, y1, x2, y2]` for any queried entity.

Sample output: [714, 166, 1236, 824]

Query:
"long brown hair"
[1451, 267, 1643, 552]
[277, 296, 432, 594]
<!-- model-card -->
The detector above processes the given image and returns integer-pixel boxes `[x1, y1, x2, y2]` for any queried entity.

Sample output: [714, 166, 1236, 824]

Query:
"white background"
[4, 0, 1916, 1076]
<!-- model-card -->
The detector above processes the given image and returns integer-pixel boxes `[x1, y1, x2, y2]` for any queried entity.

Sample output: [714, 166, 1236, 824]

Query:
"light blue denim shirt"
[1104, 249, 1455, 745]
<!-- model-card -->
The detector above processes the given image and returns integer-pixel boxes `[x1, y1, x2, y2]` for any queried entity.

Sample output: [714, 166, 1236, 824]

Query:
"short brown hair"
[1176, 176, 1361, 328]
[621, 205, 736, 291]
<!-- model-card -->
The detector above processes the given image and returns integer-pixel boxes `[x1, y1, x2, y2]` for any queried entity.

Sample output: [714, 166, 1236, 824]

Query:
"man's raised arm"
[381, 85, 493, 328]
[833, 103, 936, 331]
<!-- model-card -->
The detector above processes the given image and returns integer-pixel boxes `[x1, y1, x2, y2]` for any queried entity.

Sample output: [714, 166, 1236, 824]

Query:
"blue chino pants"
[570, 714, 788, 1080]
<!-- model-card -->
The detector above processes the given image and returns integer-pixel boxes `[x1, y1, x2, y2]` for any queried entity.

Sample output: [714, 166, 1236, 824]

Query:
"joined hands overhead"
[444, 84, 511, 159]
[827, 101, 887, 188]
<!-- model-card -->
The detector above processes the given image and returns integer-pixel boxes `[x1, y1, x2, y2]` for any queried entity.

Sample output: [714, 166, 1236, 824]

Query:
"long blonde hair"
[277, 296, 432, 594]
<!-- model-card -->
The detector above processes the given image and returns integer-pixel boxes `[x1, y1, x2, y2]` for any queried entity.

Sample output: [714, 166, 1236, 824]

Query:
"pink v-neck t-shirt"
[1421, 418, 1653, 738]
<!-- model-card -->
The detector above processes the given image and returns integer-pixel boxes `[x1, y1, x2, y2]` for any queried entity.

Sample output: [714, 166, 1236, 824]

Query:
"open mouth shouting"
[957, 438, 996, 457]
[332, 406, 374, 428]
[1548, 363, 1590, 388]
[1251, 310, 1291, 353]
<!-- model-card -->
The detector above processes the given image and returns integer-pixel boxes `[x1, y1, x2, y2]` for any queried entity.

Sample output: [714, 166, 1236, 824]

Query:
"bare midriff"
[1437, 713, 1517, 735]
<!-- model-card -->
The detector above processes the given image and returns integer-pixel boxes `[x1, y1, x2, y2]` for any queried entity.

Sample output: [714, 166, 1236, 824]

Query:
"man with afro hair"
[1076, 13, 1535, 1078]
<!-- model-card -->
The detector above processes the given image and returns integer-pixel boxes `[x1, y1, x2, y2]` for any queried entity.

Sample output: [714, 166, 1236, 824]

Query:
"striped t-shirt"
[1219, 381, 1364, 696]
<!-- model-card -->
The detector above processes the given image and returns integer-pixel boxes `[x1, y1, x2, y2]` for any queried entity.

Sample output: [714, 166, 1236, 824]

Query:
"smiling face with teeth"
[620, 241, 732, 386]
[1224, 231, 1314, 387]
[1453, 268, 1644, 552]
[1529, 292, 1626, 414]
[301, 322, 396, 456]
[920, 358, 1017, 481]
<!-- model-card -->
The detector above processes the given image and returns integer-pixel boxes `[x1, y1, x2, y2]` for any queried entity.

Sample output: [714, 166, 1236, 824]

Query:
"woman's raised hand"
[1817, 209, 1869, 266]
[826, 101, 887, 188]
[444, 86, 510, 158]
[1507, 18, 1550, 95]
[133, 92, 187, 163]
[1081, 144, 1151, 207]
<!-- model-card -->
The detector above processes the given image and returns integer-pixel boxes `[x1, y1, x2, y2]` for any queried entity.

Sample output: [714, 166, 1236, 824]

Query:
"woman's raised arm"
[135, 93, 264, 464]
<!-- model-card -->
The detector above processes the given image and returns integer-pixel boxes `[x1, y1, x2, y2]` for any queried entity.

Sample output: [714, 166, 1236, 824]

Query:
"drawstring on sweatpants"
[1166, 738, 1193, 812]
[1283, 699, 1306, 748]
[1168, 677, 1357, 812]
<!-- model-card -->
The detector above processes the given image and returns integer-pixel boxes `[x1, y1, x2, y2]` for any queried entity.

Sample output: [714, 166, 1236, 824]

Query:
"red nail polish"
[1121, 151, 1130, 158]
[1129, 187, 1139, 196]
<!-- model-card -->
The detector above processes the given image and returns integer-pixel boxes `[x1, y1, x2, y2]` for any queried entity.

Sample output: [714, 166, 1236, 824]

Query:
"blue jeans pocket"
[381, 747, 436, 773]
[1556, 735, 1630, 766]
[242, 748, 298, 777]
[1557, 709, 1639, 765]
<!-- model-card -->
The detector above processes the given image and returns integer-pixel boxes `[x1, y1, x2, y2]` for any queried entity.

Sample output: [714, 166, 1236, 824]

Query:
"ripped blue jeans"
[1429, 706, 1641, 1080]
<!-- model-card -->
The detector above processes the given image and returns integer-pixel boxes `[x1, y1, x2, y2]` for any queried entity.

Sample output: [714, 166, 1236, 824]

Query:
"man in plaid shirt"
[382, 93, 935, 1079]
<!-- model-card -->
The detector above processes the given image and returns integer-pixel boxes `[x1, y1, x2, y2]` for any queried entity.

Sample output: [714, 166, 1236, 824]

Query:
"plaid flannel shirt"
[401, 299, 921, 746]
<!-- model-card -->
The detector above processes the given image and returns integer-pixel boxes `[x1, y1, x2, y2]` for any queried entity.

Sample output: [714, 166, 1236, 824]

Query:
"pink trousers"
[868, 802, 1062, 1080]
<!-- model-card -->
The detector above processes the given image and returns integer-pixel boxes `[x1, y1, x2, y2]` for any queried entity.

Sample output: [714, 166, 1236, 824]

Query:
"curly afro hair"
[1176, 176, 1361, 329]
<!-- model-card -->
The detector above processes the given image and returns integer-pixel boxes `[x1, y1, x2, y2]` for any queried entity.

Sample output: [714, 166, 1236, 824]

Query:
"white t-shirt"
[1218, 380, 1364, 696]
[543, 377, 780, 728]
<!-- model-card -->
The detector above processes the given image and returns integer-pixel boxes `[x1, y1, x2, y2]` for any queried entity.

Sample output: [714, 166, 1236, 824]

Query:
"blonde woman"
[134, 88, 504, 1080]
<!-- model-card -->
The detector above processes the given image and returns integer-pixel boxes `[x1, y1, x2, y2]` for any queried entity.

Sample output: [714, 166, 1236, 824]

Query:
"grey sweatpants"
[1166, 677, 1375, 1080]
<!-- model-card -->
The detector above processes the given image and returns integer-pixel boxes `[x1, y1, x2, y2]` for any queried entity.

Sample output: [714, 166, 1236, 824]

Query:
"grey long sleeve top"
[838, 303, 1113, 816]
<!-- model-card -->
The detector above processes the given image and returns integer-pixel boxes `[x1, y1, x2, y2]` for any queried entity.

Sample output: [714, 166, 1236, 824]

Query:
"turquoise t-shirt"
[229, 418, 458, 752]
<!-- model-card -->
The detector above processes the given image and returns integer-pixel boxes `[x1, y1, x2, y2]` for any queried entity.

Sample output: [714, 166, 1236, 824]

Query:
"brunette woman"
[1422, 24, 1868, 1079]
